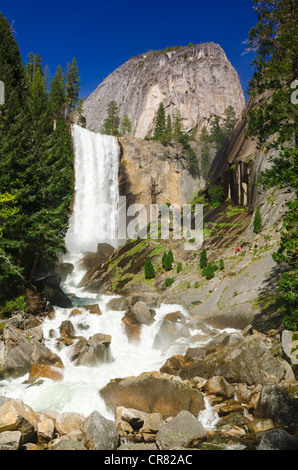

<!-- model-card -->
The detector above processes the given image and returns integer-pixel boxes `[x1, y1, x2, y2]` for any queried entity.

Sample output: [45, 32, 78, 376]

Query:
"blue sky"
[1, 0, 257, 100]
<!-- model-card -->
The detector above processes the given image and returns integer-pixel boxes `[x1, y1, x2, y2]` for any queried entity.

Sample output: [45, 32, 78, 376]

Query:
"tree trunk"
[28, 253, 39, 284]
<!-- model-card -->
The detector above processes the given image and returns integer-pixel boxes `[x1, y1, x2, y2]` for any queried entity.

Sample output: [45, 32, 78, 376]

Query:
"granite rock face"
[119, 135, 205, 213]
[83, 43, 245, 138]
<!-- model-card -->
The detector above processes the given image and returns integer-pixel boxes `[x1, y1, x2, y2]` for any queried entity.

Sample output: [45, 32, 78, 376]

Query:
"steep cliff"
[118, 136, 207, 213]
[83, 43, 245, 138]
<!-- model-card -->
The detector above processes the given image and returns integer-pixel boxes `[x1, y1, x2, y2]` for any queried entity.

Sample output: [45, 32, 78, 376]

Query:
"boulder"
[70, 308, 83, 317]
[35, 274, 72, 308]
[24, 288, 47, 316]
[54, 262, 74, 282]
[78, 304, 102, 315]
[99, 372, 205, 419]
[115, 407, 147, 431]
[106, 297, 128, 311]
[115, 406, 163, 435]
[256, 384, 298, 427]
[204, 376, 235, 399]
[258, 428, 298, 451]
[122, 301, 155, 340]
[37, 415, 55, 443]
[153, 313, 190, 351]
[179, 335, 288, 386]
[281, 330, 298, 376]
[0, 430, 22, 450]
[26, 364, 64, 384]
[127, 292, 161, 309]
[160, 355, 190, 375]
[47, 436, 86, 450]
[0, 325, 63, 379]
[55, 412, 85, 436]
[71, 334, 112, 367]
[82, 411, 119, 450]
[0, 399, 38, 444]
[59, 320, 75, 338]
[126, 300, 155, 325]
[155, 410, 206, 450]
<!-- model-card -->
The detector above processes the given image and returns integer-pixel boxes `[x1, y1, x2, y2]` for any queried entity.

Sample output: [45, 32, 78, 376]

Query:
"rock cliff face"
[208, 96, 293, 221]
[83, 43, 245, 138]
[118, 136, 206, 213]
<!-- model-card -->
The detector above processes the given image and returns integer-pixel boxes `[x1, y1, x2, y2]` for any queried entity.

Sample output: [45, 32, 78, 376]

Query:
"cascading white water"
[66, 124, 120, 253]
[0, 125, 238, 430]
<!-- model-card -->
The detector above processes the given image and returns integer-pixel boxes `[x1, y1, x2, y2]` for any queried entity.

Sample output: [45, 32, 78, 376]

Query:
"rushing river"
[0, 125, 234, 430]
[1, 255, 223, 429]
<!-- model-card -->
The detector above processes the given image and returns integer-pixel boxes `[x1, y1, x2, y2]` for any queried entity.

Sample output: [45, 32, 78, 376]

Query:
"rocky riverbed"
[0, 277, 298, 450]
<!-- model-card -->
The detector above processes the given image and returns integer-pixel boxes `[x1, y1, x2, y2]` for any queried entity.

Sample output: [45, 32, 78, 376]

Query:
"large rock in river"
[99, 372, 205, 419]
[179, 335, 289, 386]
[0, 325, 63, 379]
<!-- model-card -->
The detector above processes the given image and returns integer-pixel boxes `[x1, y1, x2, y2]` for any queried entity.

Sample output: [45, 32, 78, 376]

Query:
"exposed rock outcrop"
[83, 43, 245, 139]
[119, 136, 205, 214]
[99, 372, 205, 419]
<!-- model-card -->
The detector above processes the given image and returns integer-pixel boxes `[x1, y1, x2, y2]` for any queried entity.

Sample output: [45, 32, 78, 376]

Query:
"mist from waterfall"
[66, 124, 120, 253]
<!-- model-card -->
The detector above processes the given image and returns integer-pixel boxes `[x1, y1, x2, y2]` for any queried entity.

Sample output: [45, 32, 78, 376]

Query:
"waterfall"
[66, 124, 120, 253]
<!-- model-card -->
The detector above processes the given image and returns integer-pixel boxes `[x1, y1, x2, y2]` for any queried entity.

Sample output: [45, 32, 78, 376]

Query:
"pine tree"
[222, 106, 236, 136]
[49, 65, 65, 121]
[253, 206, 262, 234]
[199, 249, 208, 269]
[0, 13, 75, 294]
[65, 57, 80, 116]
[210, 115, 226, 150]
[121, 114, 132, 135]
[204, 262, 215, 280]
[172, 111, 184, 141]
[102, 100, 120, 136]
[201, 143, 212, 179]
[162, 250, 173, 271]
[199, 126, 211, 144]
[153, 102, 166, 140]
[165, 115, 172, 141]
[219, 259, 225, 270]
[145, 258, 155, 279]
[26, 53, 44, 82]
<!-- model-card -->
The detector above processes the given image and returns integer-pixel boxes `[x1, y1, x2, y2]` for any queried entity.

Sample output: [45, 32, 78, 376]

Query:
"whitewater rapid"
[0, 126, 228, 429]
[0, 258, 218, 425]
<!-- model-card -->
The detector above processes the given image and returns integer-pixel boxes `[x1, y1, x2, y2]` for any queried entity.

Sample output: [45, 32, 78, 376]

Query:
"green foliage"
[208, 107, 237, 151]
[162, 250, 173, 271]
[199, 249, 208, 269]
[0, 296, 27, 315]
[49, 65, 65, 120]
[0, 13, 76, 300]
[176, 261, 183, 273]
[253, 206, 262, 234]
[144, 258, 155, 279]
[246, 0, 298, 329]
[202, 262, 215, 280]
[121, 114, 132, 135]
[101, 100, 120, 136]
[65, 57, 80, 115]
[164, 277, 175, 288]
[153, 102, 166, 140]
[210, 115, 226, 150]
[178, 133, 200, 178]
[201, 143, 212, 179]
[207, 185, 226, 207]
[219, 259, 225, 270]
